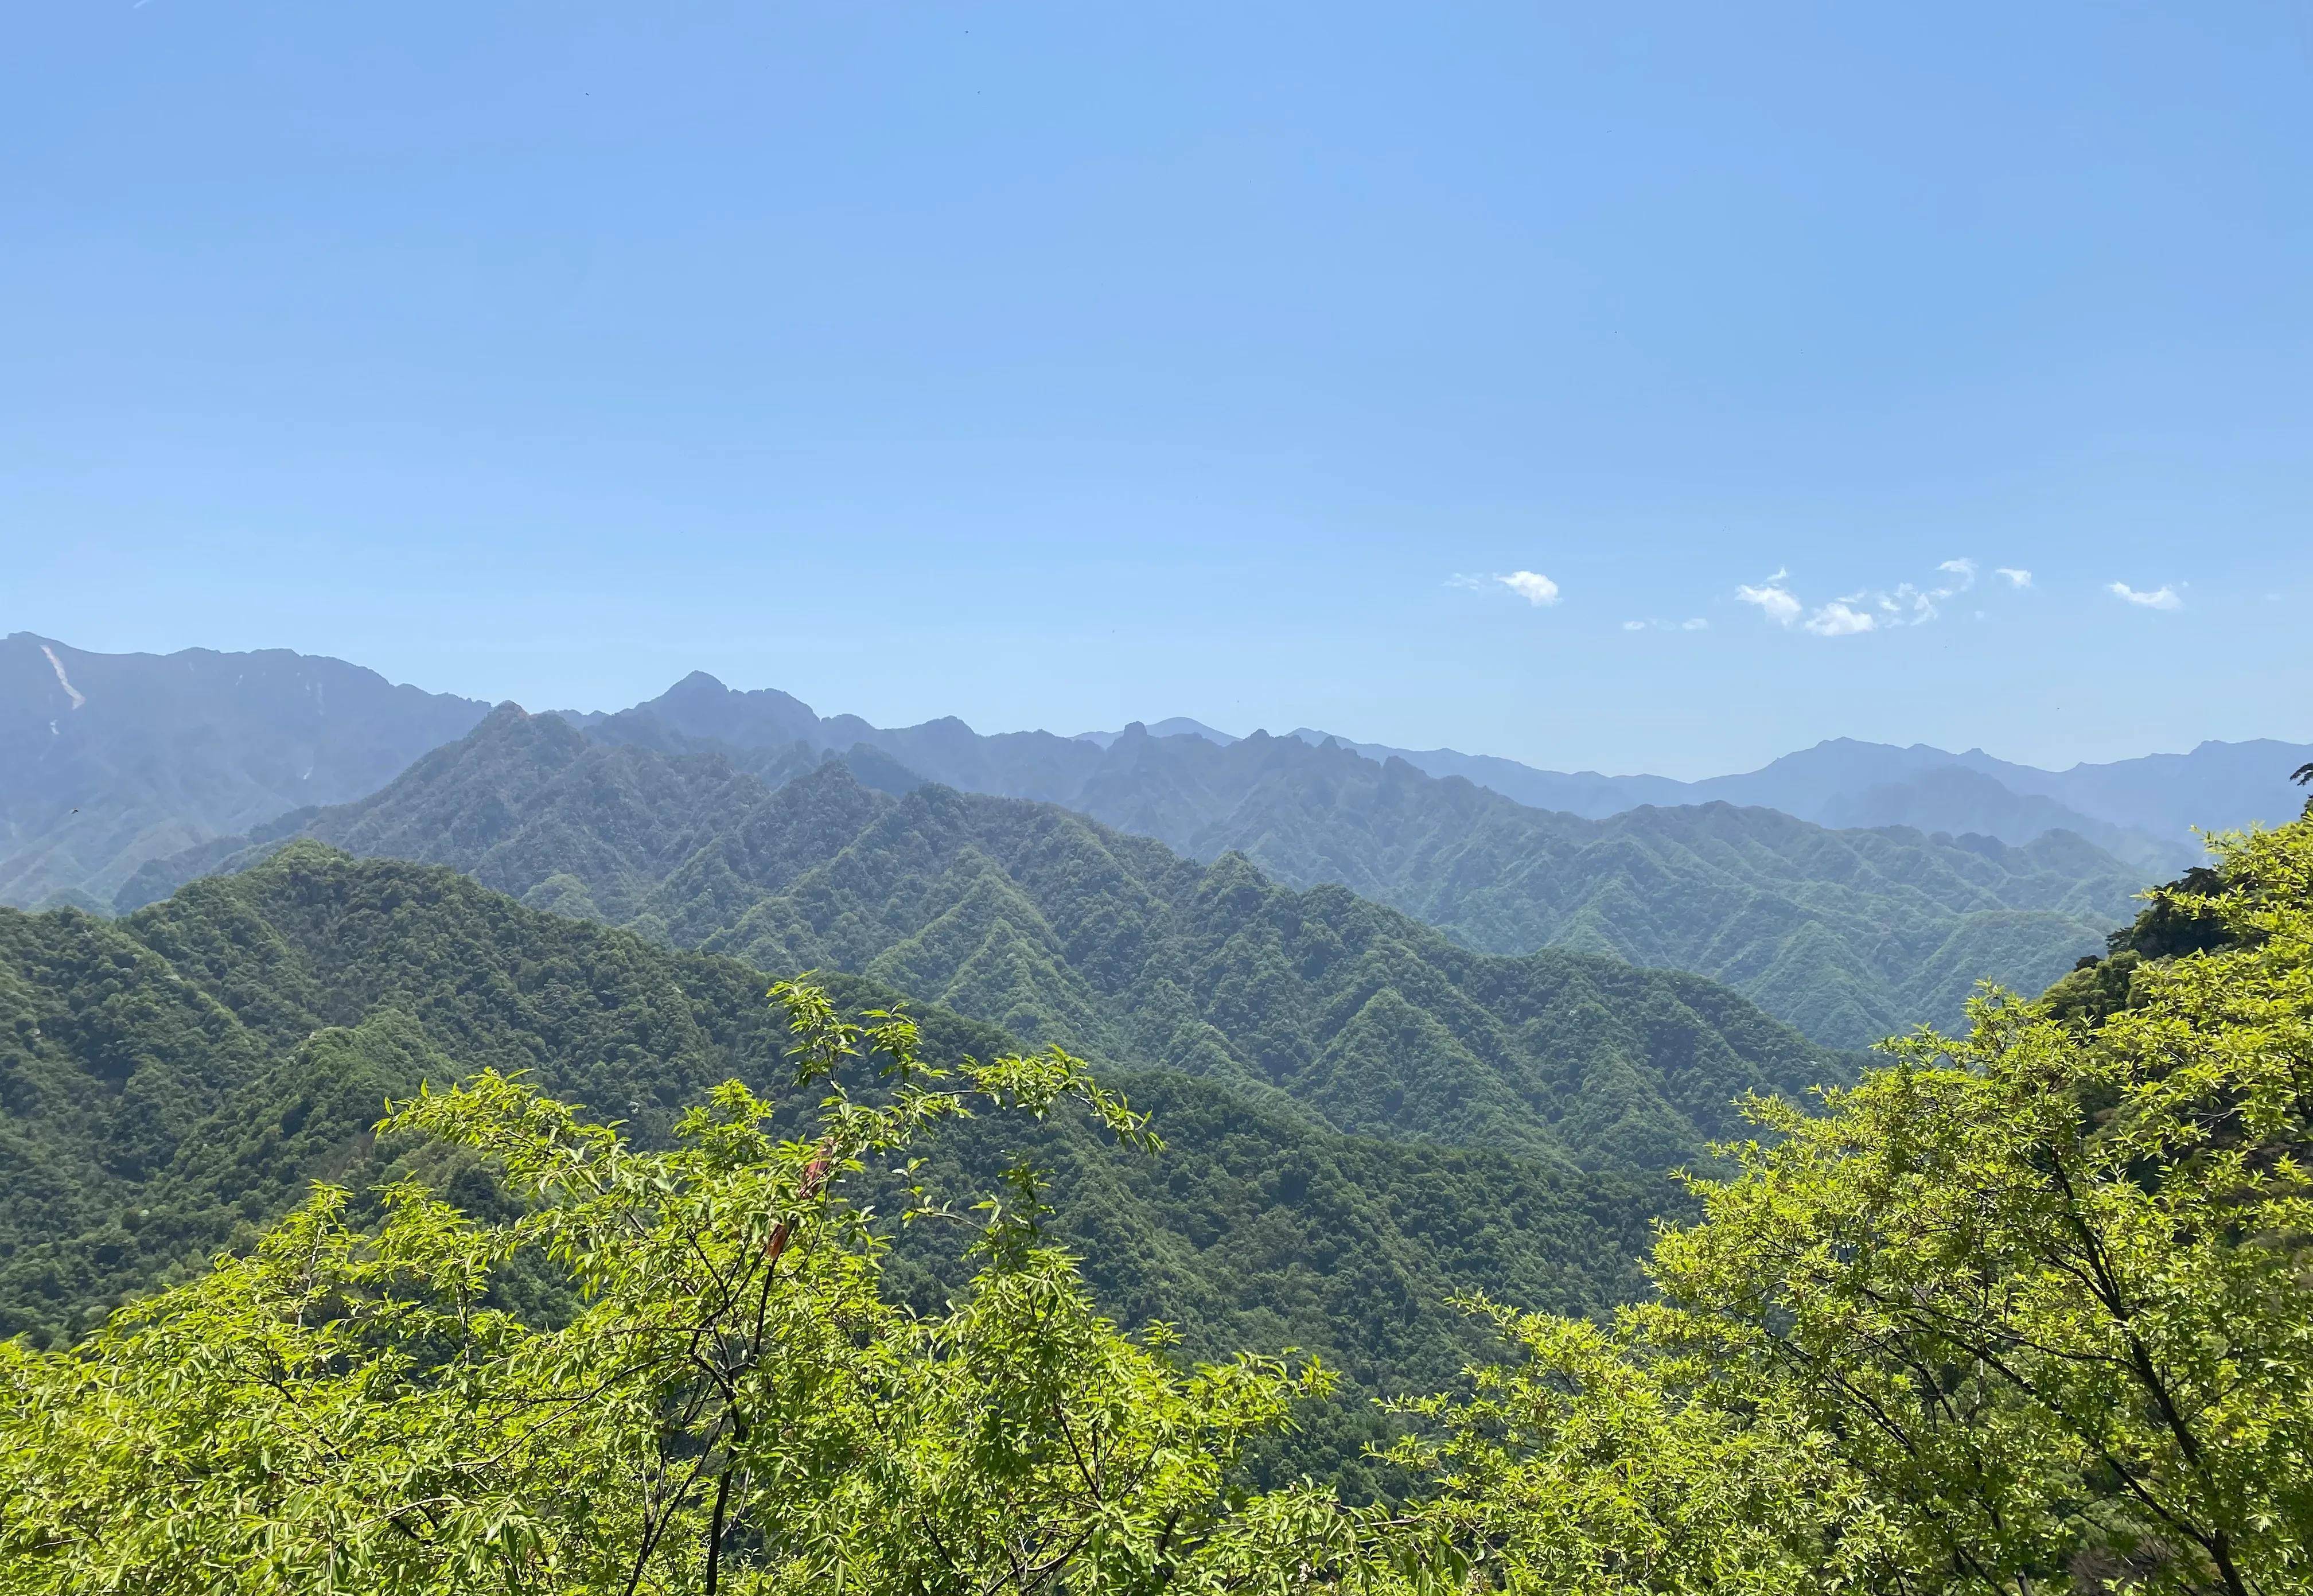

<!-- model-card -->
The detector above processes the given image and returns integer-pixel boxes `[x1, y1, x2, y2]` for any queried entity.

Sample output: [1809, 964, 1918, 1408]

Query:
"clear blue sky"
[6, 2, 2307, 777]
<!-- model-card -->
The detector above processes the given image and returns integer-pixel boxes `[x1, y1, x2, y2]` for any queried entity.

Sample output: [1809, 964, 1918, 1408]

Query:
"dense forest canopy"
[0, 844, 1707, 1490]
[101, 719, 1860, 1161]
[4, 804, 2310, 1593]
[121, 703, 2144, 1048]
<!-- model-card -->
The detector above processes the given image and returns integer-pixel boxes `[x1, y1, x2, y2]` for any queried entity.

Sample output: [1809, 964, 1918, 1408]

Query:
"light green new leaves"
[1369, 812, 2313, 1596]
[0, 983, 1318, 1595]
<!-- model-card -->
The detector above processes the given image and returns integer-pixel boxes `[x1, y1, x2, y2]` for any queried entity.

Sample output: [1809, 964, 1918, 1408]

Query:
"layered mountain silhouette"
[552, 683, 2144, 1044]
[3, 847, 1681, 1486]
[123, 706, 1855, 1160]
[0, 633, 488, 909]
[10, 639, 2294, 928]
[1286, 729, 2313, 870]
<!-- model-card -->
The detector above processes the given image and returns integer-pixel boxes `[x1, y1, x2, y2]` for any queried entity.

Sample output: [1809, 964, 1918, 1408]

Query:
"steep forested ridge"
[3, 640, 2178, 1047]
[0, 847, 1668, 1490]
[0, 633, 488, 910]
[582, 678, 2154, 1042]
[143, 698, 2136, 1047]
[13, 814, 2307, 1594]
[119, 709, 1854, 1165]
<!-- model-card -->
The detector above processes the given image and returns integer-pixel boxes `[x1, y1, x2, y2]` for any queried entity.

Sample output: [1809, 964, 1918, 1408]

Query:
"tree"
[0, 983, 1340, 1594]
[1381, 813, 2313, 1596]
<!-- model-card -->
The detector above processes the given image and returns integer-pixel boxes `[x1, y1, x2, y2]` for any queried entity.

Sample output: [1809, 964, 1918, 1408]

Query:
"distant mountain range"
[18, 635, 2300, 924]
[542, 676, 2151, 1044]
[1280, 730, 2313, 873]
[126, 694, 2132, 1046]
[0, 632, 488, 909]
[14, 636, 2312, 1044]
[121, 706, 1856, 1161]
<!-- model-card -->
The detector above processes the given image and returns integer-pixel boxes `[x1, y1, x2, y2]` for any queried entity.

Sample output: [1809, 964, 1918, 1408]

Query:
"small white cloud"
[1804, 601, 1878, 637]
[1499, 570, 1560, 606]
[1681, 617, 1708, 630]
[1444, 573, 1487, 593]
[1728, 556, 2020, 640]
[1622, 620, 1646, 632]
[1996, 567, 2032, 589]
[2109, 581, 2181, 610]
[1734, 572, 1802, 626]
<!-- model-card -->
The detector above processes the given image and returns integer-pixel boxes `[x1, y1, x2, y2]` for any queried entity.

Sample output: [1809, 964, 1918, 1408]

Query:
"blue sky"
[5, 1, 2307, 777]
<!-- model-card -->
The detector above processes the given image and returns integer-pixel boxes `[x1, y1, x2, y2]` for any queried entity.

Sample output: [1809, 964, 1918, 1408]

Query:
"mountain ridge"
[539, 685, 2148, 1045]
[0, 632, 489, 910]
[1286, 727, 2310, 869]
[2, 846, 1682, 1489]
[119, 706, 1859, 1162]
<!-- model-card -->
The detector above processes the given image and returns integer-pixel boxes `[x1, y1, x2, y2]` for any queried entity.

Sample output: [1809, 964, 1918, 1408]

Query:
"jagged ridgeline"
[117, 709, 1857, 1168]
[0, 632, 492, 910]
[1, 848, 1708, 1487]
[126, 702, 2146, 1048]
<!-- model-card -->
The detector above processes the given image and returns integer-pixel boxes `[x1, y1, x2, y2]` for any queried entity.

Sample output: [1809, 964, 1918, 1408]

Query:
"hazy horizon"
[14, 626, 2306, 785]
[9, 3, 2307, 777]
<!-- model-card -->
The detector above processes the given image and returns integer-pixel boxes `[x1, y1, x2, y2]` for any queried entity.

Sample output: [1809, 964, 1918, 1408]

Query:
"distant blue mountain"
[1288, 730, 2312, 871]
[1072, 717, 1239, 750]
[0, 633, 488, 909]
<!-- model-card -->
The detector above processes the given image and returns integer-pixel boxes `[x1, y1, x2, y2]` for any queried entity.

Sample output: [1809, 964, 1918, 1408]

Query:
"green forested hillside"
[10, 815, 2310, 1592]
[496, 689, 2145, 1045]
[1, 847, 1668, 1490]
[67, 655, 2152, 1044]
[606, 676, 2150, 1042]
[119, 710, 1852, 1166]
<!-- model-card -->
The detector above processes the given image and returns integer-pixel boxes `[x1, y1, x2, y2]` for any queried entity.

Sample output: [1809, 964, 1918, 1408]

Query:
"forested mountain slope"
[163, 695, 2146, 1045]
[0, 847, 1666, 1487]
[607, 679, 2150, 1043]
[0, 633, 488, 910]
[122, 709, 1851, 1163]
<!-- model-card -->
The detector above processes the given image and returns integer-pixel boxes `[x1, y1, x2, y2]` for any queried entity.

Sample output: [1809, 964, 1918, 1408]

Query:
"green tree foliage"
[0, 847, 1666, 1498]
[1373, 810, 2313, 1595]
[6, 813, 2307, 1594]
[0, 986, 1346, 1593]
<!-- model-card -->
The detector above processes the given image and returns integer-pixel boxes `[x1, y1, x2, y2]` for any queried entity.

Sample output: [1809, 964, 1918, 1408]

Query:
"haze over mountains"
[1276, 729, 2313, 873]
[11, 634, 2302, 915]
[6, 632, 2308, 1496]
[0, 633, 489, 909]
[10, 634, 2311, 1048]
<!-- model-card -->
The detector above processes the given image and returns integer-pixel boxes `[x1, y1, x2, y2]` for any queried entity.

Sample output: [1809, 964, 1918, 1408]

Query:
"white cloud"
[1681, 617, 1708, 630]
[2109, 581, 2181, 610]
[1622, 620, 1646, 632]
[1734, 571, 1802, 626]
[1887, 582, 1940, 624]
[1499, 570, 1560, 606]
[1625, 616, 1712, 633]
[1804, 601, 1878, 637]
[1730, 555, 2030, 640]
